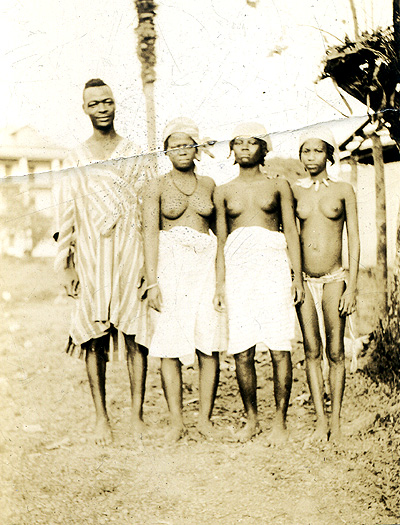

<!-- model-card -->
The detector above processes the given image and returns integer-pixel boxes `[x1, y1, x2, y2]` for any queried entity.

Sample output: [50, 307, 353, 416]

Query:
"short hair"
[229, 137, 268, 166]
[84, 78, 108, 90]
[299, 140, 335, 165]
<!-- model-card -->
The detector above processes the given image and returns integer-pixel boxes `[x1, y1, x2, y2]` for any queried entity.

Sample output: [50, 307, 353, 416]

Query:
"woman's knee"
[234, 347, 255, 366]
[304, 342, 322, 361]
[270, 350, 291, 365]
[326, 342, 345, 365]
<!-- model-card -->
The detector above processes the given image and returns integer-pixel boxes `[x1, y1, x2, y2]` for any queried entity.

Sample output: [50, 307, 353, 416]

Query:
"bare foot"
[309, 421, 329, 442]
[165, 425, 186, 443]
[197, 420, 214, 439]
[94, 418, 112, 446]
[234, 421, 260, 443]
[267, 422, 289, 446]
[197, 420, 222, 441]
[131, 418, 147, 441]
[329, 425, 343, 444]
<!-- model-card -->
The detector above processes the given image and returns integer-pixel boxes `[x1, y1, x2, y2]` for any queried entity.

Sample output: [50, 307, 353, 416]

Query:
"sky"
[0, 0, 393, 159]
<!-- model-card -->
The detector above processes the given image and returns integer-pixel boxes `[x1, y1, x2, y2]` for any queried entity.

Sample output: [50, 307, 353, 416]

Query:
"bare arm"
[206, 177, 217, 234]
[213, 185, 228, 312]
[142, 177, 162, 311]
[279, 179, 304, 305]
[53, 171, 79, 298]
[340, 183, 360, 315]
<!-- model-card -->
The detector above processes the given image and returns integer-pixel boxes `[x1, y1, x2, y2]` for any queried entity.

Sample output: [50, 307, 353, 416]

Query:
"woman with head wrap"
[293, 126, 360, 442]
[141, 117, 222, 442]
[213, 122, 304, 444]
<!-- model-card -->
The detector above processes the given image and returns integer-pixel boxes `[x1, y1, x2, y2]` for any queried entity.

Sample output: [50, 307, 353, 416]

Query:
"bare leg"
[234, 347, 259, 442]
[268, 350, 292, 444]
[197, 350, 220, 437]
[125, 335, 148, 437]
[296, 286, 329, 441]
[85, 334, 112, 445]
[160, 358, 185, 442]
[323, 281, 346, 442]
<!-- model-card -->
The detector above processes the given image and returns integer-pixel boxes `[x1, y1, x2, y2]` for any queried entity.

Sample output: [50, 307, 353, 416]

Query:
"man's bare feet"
[267, 421, 289, 446]
[234, 421, 260, 443]
[94, 417, 112, 446]
[165, 424, 186, 443]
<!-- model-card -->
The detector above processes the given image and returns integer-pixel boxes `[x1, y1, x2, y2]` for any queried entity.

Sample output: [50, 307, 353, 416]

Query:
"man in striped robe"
[54, 79, 150, 445]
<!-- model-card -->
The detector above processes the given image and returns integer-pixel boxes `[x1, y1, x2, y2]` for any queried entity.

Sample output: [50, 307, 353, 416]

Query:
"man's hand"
[339, 289, 357, 317]
[137, 266, 147, 301]
[62, 267, 80, 298]
[292, 277, 304, 306]
[213, 290, 226, 313]
[147, 285, 163, 312]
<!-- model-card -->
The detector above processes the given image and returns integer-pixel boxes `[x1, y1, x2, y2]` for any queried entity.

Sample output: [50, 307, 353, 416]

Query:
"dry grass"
[1, 256, 399, 524]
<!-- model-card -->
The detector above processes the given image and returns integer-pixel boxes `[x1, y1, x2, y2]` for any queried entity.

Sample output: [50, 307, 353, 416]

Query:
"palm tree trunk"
[134, 1, 157, 165]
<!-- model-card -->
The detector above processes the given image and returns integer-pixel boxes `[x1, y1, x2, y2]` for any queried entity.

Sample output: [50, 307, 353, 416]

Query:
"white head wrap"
[298, 125, 340, 180]
[163, 117, 200, 145]
[299, 126, 337, 151]
[162, 117, 215, 159]
[231, 122, 272, 152]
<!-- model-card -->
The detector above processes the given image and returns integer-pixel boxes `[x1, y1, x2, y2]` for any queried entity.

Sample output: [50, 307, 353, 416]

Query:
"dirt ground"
[1, 256, 400, 524]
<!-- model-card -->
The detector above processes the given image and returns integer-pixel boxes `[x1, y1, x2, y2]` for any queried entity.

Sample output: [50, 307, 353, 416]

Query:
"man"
[54, 79, 150, 445]
[214, 122, 304, 443]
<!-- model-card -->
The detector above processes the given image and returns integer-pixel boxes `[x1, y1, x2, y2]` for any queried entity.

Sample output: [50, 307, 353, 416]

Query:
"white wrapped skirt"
[224, 226, 295, 354]
[149, 227, 224, 365]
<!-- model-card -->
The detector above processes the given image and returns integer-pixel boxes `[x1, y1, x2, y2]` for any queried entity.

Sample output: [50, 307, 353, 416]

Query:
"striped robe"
[54, 139, 151, 360]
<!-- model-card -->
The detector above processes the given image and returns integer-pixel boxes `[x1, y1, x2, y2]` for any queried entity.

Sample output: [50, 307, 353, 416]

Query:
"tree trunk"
[394, 0, 400, 73]
[348, 156, 358, 188]
[348, 0, 359, 39]
[134, 1, 157, 168]
[371, 132, 388, 315]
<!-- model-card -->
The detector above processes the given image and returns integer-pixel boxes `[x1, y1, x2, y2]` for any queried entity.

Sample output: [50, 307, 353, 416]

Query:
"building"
[0, 125, 69, 178]
[0, 126, 69, 257]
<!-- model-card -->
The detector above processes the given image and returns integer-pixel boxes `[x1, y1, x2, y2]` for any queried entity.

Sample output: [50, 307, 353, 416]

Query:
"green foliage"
[366, 271, 400, 390]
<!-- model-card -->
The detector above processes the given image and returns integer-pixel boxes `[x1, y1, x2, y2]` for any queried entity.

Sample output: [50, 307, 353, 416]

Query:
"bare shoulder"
[198, 175, 216, 190]
[335, 180, 355, 198]
[144, 173, 166, 196]
[214, 180, 233, 203]
[272, 177, 292, 195]
[290, 181, 301, 198]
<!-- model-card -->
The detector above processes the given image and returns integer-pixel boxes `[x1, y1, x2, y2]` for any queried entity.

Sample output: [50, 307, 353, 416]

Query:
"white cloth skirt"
[224, 226, 295, 354]
[148, 226, 225, 365]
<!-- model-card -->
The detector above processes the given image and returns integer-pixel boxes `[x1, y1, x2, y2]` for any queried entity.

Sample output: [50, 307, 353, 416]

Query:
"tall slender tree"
[348, 0, 360, 39]
[134, 1, 157, 157]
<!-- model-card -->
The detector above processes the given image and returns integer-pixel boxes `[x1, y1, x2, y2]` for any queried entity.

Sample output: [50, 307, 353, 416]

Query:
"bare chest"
[295, 188, 344, 221]
[226, 182, 279, 218]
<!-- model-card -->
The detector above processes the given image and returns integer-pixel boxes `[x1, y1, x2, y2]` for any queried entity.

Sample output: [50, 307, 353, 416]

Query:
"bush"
[365, 271, 400, 390]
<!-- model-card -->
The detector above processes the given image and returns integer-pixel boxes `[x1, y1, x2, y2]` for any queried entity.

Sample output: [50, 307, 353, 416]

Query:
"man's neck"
[89, 127, 119, 143]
